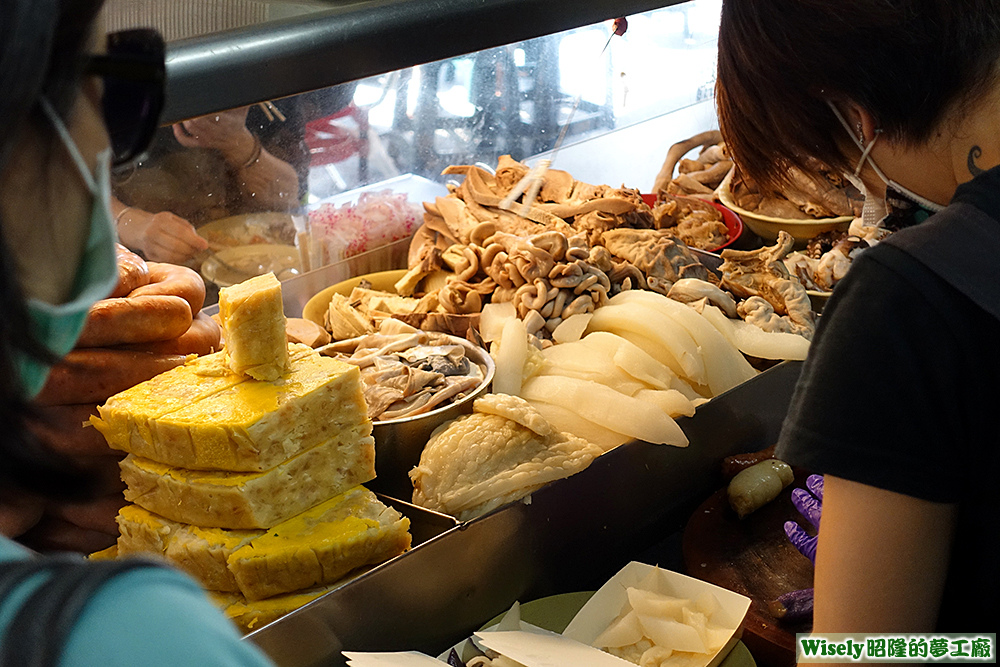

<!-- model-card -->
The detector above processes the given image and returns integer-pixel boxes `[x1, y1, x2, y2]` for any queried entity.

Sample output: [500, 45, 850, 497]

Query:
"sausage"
[109, 243, 150, 298]
[129, 261, 206, 315]
[35, 348, 188, 406]
[119, 311, 222, 356]
[77, 294, 193, 348]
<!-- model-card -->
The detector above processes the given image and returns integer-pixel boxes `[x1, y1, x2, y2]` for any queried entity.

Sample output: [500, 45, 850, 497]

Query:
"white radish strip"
[528, 400, 630, 452]
[541, 339, 653, 394]
[730, 318, 811, 360]
[633, 388, 696, 419]
[493, 316, 527, 395]
[671, 374, 706, 401]
[610, 290, 757, 396]
[538, 363, 648, 397]
[606, 329, 686, 380]
[552, 313, 593, 344]
[587, 303, 705, 385]
[578, 331, 675, 390]
[698, 303, 740, 349]
[541, 339, 615, 372]
[480, 301, 517, 342]
[520, 375, 689, 446]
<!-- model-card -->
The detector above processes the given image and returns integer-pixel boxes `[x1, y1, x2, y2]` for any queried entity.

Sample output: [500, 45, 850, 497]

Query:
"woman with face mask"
[0, 1, 274, 663]
[716, 0, 999, 635]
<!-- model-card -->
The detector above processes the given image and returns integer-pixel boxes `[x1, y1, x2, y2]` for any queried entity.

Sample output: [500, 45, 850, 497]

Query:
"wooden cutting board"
[681, 470, 815, 667]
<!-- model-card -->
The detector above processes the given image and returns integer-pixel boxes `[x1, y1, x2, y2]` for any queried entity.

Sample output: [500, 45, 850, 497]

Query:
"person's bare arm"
[112, 195, 208, 264]
[174, 107, 299, 212]
[813, 475, 958, 634]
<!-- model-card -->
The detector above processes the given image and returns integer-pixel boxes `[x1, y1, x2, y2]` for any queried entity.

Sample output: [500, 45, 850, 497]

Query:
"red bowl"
[640, 193, 743, 253]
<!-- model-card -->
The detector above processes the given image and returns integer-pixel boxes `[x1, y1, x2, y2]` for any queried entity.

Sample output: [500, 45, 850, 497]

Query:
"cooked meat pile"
[319, 320, 486, 420]
[400, 156, 718, 341]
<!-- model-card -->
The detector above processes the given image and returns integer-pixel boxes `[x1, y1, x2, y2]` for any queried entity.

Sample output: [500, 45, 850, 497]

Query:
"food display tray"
[245, 361, 803, 667]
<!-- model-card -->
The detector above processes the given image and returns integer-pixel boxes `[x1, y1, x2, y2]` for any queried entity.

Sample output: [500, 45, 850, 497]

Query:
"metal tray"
[246, 360, 803, 667]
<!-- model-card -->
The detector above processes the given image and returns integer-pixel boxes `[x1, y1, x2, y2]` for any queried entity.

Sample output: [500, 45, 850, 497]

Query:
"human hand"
[173, 107, 254, 163]
[784, 473, 823, 563]
[118, 208, 208, 264]
[16, 404, 126, 552]
[18, 254, 221, 553]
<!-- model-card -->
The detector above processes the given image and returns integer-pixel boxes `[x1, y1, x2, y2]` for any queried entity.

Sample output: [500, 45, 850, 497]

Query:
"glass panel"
[109, 0, 720, 303]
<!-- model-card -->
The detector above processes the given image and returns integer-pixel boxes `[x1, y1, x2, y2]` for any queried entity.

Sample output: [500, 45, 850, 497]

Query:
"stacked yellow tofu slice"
[92, 273, 411, 631]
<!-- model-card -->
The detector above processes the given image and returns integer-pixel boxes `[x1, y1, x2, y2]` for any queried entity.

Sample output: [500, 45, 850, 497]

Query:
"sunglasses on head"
[85, 28, 166, 167]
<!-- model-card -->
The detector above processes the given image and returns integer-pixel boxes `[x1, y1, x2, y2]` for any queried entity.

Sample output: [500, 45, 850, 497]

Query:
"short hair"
[716, 0, 1000, 191]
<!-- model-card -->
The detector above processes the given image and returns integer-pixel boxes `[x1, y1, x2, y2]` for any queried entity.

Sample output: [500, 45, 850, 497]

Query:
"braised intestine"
[404, 156, 715, 339]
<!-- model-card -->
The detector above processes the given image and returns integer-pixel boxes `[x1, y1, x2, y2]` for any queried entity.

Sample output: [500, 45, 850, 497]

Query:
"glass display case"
[98, 4, 799, 666]
[104, 0, 721, 307]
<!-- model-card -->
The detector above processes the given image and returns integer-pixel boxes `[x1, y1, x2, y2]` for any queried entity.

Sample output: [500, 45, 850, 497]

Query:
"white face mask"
[827, 101, 946, 220]
[13, 98, 120, 399]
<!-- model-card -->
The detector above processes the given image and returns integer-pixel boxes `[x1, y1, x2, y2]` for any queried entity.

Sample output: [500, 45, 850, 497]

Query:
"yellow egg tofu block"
[117, 504, 259, 592]
[208, 585, 335, 634]
[120, 432, 377, 529]
[91, 349, 250, 455]
[219, 272, 289, 381]
[118, 487, 410, 602]
[228, 485, 412, 601]
[94, 344, 371, 472]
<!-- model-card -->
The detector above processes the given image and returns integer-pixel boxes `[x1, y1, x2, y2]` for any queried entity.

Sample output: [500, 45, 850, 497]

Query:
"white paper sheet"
[474, 630, 636, 667]
[342, 650, 446, 666]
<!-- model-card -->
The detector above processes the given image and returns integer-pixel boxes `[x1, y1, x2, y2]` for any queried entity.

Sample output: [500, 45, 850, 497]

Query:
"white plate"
[201, 243, 301, 288]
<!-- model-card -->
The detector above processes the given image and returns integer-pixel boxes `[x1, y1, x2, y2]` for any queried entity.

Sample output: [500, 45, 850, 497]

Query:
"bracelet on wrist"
[114, 206, 132, 226]
[239, 135, 263, 169]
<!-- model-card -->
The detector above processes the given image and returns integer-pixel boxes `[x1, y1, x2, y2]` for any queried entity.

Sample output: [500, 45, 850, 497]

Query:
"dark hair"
[716, 0, 1000, 191]
[0, 0, 107, 498]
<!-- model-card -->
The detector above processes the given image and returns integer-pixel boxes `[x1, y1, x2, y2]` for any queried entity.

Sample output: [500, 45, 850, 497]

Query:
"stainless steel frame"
[163, 0, 688, 123]
[247, 361, 803, 667]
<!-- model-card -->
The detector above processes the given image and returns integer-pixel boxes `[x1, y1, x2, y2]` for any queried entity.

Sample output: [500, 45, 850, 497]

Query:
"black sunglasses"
[86, 29, 166, 167]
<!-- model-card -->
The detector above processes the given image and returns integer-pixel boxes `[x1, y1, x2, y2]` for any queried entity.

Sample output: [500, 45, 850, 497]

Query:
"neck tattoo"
[968, 145, 985, 177]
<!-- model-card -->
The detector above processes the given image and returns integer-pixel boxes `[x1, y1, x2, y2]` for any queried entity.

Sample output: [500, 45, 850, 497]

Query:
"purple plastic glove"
[784, 474, 823, 563]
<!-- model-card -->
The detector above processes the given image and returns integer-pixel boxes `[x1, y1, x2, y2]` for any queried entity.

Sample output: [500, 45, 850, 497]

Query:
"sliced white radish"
[538, 363, 647, 397]
[528, 400, 630, 452]
[520, 375, 689, 447]
[587, 304, 705, 385]
[480, 301, 517, 342]
[609, 290, 757, 396]
[698, 303, 740, 349]
[633, 388, 696, 419]
[578, 331, 675, 390]
[730, 318, 811, 360]
[493, 316, 527, 395]
[551, 313, 593, 344]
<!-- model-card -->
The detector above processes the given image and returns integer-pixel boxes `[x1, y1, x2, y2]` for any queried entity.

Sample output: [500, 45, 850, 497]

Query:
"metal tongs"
[499, 17, 628, 217]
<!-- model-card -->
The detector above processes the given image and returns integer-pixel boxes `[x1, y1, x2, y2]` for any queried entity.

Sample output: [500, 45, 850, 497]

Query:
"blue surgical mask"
[14, 98, 119, 399]
[828, 101, 945, 228]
